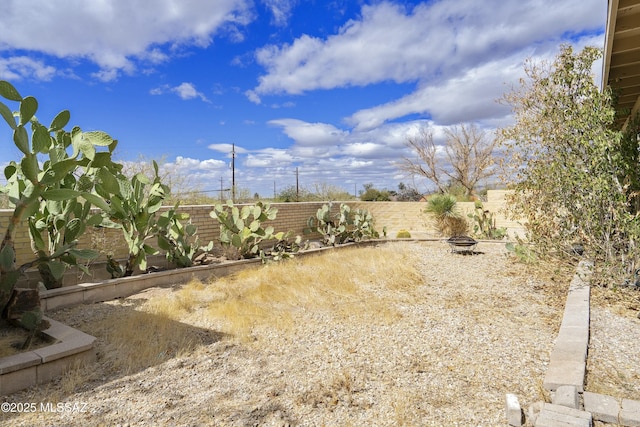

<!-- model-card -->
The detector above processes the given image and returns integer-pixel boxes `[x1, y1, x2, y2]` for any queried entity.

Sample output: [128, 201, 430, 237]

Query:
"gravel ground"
[587, 286, 640, 401]
[1, 241, 638, 426]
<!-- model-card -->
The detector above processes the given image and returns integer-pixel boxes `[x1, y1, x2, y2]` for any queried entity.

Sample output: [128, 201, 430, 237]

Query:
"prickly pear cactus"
[210, 200, 283, 259]
[307, 202, 379, 246]
[99, 161, 169, 276]
[157, 204, 214, 268]
[0, 80, 118, 334]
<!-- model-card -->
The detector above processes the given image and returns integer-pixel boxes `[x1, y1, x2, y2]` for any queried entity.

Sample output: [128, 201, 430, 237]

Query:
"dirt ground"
[1, 241, 638, 426]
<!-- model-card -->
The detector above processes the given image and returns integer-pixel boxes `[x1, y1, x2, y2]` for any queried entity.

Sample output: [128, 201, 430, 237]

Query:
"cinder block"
[535, 403, 591, 427]
[555, 326, 590, 346]
[621, 399, 640, 427]
[126, 275, 157, 294]
[553, 385, 580, 409]
[33, 334, 94, 363]
[566, 282, 590, 298]
[42, 318, 77, 342]
[0, 365, 37, 395]
[42, 289, 84, 311]
[36, 350, 96, 384]
[506, 394, 523, 426]
[550, 339, 588, 363]
[583, 392, 619, 424]
[82, 283, 118, 303]
[543, 360, 585, 392]
[560, 307, 590, 329]
[0, 351, 41, 375]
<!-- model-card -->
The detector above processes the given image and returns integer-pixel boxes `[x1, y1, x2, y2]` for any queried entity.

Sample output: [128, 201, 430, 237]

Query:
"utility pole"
[216, 177, 230, 202]
[295, 167, 299, 202]
[231, 143, 236, 203]
[273, 180, 276, 200]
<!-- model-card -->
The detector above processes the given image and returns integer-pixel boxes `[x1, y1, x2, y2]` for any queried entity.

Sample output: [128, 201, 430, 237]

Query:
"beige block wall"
[346, 201, 433, 237]
[1, 202, 334, 267]
[351, 190, 522, 238]
[1, 190, 521, 267]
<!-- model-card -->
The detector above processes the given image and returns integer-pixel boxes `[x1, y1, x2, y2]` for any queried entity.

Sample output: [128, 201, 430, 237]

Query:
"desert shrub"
[396, 230, 412, 239]
[360, 183, 391, 201]
[505, 239, 537, 264]
[424, 194, 468, 237]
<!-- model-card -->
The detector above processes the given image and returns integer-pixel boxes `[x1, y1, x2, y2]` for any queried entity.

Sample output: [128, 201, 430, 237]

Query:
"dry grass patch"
[159, 244, 423, 339]
[102, 309, 203, 374]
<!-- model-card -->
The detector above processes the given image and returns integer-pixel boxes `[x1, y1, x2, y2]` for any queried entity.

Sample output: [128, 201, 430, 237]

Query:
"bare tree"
[401, 123, 497, 197]
[401, 127, 444, 193]
[118, 155, 213, 204]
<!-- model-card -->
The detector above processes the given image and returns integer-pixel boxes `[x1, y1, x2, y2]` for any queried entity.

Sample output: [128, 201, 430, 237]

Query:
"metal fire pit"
[446, 235, 478, 254]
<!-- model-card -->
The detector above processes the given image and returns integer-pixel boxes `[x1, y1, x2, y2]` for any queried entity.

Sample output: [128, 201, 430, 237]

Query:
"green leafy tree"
[276, 185, 311, 202]
[499, 45, 639, 282]
[360, 183, 391, 201]
[619, 114, 640, 214]
[277, 183, 354, 202]
[310, 183, 355, 201]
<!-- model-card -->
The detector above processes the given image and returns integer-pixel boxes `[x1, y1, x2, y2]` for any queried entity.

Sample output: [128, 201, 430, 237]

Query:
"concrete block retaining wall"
[508, 260, 640, 427]
[0, 318, 96, 395]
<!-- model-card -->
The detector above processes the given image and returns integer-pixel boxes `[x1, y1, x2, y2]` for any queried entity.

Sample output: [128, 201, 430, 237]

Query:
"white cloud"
[252, 1, 603, 96]
[347, 54, 526, 130]
[341, 142, 397, 159]
[0, 0, 253, 81]
[0, 56, 56, 81]
[158, 157, 229, 188]
[268, 118, 348, 146]
[92, 68, 122, 83]
[207, 143, 249, 154]
[245, 90, 261, 104]
[150, 82, 210, 102]
[251, 0, 605, 129]
[261, 0, 297, 26]
[167, 156, 227, 171]
[173, 82, 209, 101]
[245, 148, 294, 167]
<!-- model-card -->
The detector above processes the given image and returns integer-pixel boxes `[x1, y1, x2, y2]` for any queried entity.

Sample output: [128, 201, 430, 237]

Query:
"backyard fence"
[0, 190, 523, 277]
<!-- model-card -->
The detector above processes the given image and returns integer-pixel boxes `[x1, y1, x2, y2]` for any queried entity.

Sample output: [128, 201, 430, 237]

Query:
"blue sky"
[0, 0, 606, 197]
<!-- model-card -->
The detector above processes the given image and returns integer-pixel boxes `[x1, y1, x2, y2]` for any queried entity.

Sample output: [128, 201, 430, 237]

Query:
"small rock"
[505, 393, 523, 426]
